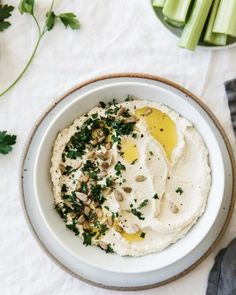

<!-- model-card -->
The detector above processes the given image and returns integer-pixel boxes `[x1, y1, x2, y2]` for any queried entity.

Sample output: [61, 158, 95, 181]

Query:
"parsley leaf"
[176, 187, 184, 195]
[82, 231, 96, 246]
[46, 11, 56, 31]
[114, 161, 126, 176]
[0, 131, 17, 155]
[138, 199, 148, 209]
[105, 244, 114, 253]
[19, 0, 34, 15]
[58, 13, 80, 30]
[140, 232, 146, 238]
[0, 4, 14, 32]
[153, 193, 159, 199]
[131, 208, 145, 220]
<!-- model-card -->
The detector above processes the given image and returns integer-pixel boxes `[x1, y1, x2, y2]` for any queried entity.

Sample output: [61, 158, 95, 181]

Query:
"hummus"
[50, 99, 211, 256]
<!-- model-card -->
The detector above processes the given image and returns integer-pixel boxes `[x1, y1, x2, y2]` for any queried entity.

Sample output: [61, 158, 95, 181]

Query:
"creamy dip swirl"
[50, 99, 211, 256]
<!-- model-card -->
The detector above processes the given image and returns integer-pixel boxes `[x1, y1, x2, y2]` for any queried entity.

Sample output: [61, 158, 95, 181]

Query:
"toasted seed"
[114, 190, 123, 202]
[84, 206, 91, 216]
[107, 153, 113, 166]
[98, 171, 107, 178]
[90, 139, 98, 146]
[135, 175, 147, 182]
[107, 215, 114, 227]
[59, 164, 65, 173]
[169, 201, 179, 214]
[105, 141, 112, 150]
[122, 187, 132, 193]
[97, 129, 104, 137]
[132, 224, 140, 233]
[143, 108, 152, 116]
[124, 115, 138, 124]
[87, 150, 95, 159]
[78, 215, 85, 224]
[97, 152, 108, 161]
[76, 180, 82, 191]
[76, 192, 88, 202]
[114, 223, 123, 233]
[117, 106, 126, 116]
[80, 174, 89, 183]
[98, 136, 106, 143]
[102, 162, 110, 169]
[96, 207, 103, 219]
[103, 187, 113, 195]
[99, 241, 108, 250]
[83, 222, 90, 230]
[85, 199, 92, 205]
[64, 200, 73, 209]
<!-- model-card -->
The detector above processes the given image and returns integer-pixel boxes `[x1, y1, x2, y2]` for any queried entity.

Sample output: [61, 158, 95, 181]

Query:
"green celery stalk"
[163, 0, 192, 23]
[179, 0, 213, 51]
[164, 17, 185, 28]
[204, 0, 227, 46]
[213, 0, 236, 37]
[153, 0, 166, 8]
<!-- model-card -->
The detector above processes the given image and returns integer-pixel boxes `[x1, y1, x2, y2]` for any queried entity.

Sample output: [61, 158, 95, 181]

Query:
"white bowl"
[21, 74, 235, 289]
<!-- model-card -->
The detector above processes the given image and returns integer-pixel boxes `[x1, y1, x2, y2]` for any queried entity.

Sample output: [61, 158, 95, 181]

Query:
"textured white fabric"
[0, 0, 236, 294]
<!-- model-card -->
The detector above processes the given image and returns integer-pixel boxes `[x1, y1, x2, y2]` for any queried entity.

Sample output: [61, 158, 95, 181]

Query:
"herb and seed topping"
[51, 99, 211, 256]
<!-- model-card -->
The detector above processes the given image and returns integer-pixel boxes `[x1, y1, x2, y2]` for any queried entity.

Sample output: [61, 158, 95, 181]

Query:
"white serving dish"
[21, 74, 235, 290]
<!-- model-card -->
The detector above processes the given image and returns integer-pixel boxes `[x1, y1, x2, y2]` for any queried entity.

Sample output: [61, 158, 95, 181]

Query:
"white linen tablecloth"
[0, 1, 236, 294]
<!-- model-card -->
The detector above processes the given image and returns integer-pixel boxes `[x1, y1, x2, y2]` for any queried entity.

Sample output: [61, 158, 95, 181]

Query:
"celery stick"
[153, 0, 166, 8]
[204, 0, 227, 46]
[213, 0, 236, 37]
[164, 17, 185, 28]
[163, 0, 192, 23]
[179, 0, 213, 51]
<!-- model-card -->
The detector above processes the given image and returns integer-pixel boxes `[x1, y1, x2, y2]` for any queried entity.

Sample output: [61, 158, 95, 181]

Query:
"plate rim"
[20, 73, 236, 291]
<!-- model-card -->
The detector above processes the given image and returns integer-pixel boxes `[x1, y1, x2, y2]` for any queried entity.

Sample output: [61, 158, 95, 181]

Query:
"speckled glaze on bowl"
[21, 74, 235, 290]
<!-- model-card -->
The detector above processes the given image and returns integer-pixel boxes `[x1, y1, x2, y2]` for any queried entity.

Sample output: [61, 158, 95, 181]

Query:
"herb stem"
[0, 16, 43, 97]
[32, 14, 41, 35]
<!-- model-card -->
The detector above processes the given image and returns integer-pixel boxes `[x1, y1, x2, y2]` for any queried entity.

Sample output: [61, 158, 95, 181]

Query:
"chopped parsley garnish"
[106, 243, 114, 253]
[131, 208, 145, 220]
[138, 199, 148, 209]
[66, 149, 79, 159]
[140, 232, 146, 238]
[131, 159, 138, 165]
[153, 193, 159, 199]
[149, 151, 153, 156]
[176, 187, 184, 195]
[62, 165, 77, 175]
[114, 161, 126, 176]
[90, 184, 106, 204]
[82, 160, 100, 180]
[82, 231, 96, 246]
[125, 95, 134, 102]
[66, 220, 80, 236]
[61, 184, 68, 193]
[105, 176, 113, 187]
[80, 182, 88, 194]
[99, 101, 106, 108]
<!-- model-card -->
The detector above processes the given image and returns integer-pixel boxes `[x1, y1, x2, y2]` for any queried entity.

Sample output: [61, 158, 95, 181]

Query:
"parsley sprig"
[0, 131, 17, 155]
[0, 4, 14, 32]
[0, 0, 80, 97]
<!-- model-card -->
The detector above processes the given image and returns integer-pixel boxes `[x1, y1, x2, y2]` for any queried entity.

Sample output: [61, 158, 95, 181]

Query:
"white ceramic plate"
[21, 74, 235, 290]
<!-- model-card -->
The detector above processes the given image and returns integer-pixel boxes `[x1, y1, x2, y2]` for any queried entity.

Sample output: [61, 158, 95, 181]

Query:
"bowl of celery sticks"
[152, 0, 236, 51]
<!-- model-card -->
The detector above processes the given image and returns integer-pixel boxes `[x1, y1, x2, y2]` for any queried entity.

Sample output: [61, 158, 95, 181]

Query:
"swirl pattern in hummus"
[50, 99, 211, 256]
